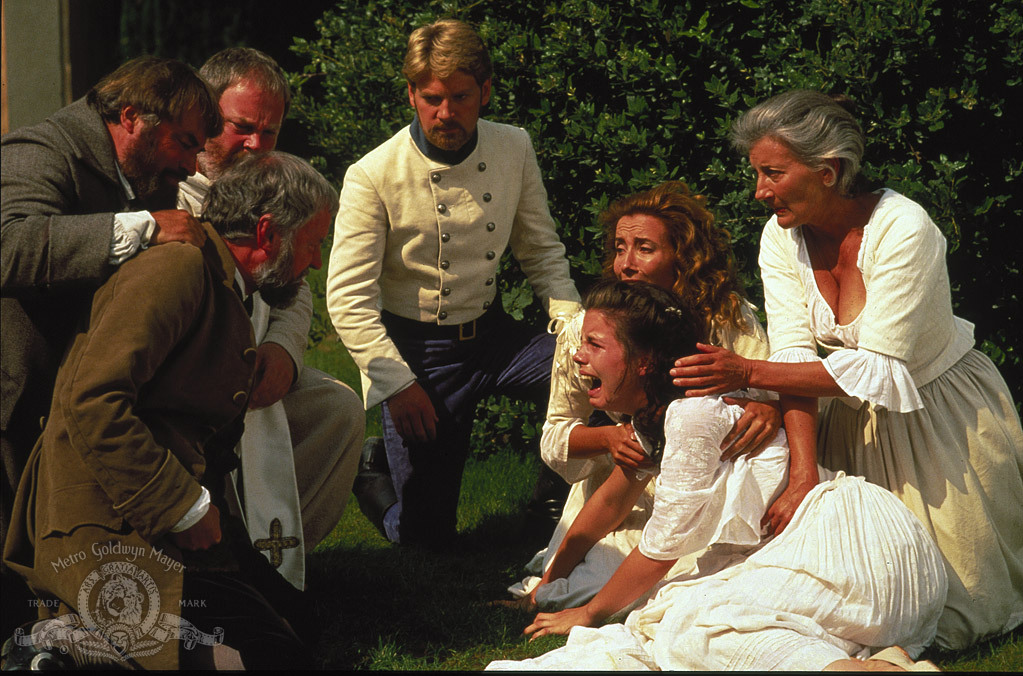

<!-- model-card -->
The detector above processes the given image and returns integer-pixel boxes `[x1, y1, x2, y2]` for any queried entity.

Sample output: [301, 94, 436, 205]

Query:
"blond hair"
[402, 19, 492, 87]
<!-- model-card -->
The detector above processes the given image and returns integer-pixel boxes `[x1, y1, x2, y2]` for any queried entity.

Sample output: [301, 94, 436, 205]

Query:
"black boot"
[525, 463, 570, 522]
[352, 437, 397, 539]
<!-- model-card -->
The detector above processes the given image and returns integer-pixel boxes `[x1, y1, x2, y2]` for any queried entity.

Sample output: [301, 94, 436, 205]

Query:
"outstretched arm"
[670, 343, 844, 398]
[531, 465, 651, 602]
[525, 547, 675, 639]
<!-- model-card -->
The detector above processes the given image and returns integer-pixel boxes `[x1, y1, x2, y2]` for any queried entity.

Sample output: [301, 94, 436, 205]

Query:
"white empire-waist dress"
[509, 302, 771, 612]
[488, 396, 947, 671]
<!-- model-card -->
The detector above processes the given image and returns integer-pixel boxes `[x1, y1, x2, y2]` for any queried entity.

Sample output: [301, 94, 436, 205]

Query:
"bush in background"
[290, 0, 1022, 448]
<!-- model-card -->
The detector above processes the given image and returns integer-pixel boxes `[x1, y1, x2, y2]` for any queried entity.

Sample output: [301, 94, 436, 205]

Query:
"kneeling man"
[3, 152, 334, 670]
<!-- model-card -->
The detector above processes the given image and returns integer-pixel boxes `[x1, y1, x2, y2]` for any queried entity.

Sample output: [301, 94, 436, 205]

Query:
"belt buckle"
[458, 318, 477, 341]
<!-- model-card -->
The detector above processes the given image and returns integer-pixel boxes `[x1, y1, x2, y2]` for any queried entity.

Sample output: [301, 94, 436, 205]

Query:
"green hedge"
[290, 0, 1022, 442]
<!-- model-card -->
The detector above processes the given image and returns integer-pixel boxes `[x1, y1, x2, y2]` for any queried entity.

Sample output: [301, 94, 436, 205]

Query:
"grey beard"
[252, 238, 303, 309]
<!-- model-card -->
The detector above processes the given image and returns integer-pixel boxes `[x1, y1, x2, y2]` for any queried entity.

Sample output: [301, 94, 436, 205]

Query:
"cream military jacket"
[327, 119, 581, 408]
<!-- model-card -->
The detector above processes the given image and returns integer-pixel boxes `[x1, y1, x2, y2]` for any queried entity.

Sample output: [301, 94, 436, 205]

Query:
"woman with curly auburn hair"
[599, 181, 749, 338]
[504, 181, 778, 613]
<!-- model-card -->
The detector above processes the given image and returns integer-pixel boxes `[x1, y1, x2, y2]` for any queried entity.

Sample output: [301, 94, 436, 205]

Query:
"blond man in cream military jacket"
[327, 19, 580, 546]
[328, 116, 581, 544]
[329, 118, 581, 409]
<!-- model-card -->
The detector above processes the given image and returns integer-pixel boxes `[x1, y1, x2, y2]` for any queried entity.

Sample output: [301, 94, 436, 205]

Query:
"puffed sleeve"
[540, 312, 606, 482]
[639, 398, 769, 561]
[822, 347, 923, 412]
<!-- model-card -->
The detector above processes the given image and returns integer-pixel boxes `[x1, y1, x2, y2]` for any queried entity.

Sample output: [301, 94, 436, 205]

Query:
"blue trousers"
[380, 306, 555, 544]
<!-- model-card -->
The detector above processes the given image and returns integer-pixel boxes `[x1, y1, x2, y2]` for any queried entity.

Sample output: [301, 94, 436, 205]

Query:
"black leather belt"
[381, 304, 500, 341]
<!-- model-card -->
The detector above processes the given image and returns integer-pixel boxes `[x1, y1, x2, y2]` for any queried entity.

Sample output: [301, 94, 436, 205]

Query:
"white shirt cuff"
[822, 348, 924, 412]
[110, 211, 156, 265]
[170, 486, 211, 532]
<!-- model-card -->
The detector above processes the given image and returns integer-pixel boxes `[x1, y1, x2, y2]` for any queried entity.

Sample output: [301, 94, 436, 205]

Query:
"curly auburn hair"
[599, 181, 748, 334]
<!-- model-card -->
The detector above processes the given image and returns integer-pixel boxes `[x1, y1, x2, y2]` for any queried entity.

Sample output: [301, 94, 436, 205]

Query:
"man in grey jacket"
[1, 56, 220, 571]
[328, 19, 581, 545]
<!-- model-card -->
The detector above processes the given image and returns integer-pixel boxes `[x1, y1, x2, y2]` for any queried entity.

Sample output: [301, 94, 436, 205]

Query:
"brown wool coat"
[3, 222, 255, 668]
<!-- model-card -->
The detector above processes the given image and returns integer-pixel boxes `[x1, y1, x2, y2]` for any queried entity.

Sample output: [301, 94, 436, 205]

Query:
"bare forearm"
[749, 359, 845, 398]
[566, 424, 616, 460]
[780, 394, 820, 487]
[542, 468, 649, 586]
[583, 548, 675, 623]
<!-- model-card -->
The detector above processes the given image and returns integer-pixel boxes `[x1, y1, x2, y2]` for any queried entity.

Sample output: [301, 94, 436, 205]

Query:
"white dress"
[488, 396, 947, 671]
[509, 304, 771, 611]
[759, 189, 1023, 649]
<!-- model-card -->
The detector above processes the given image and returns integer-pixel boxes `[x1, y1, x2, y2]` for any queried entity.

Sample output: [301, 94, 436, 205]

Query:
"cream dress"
[759, 189, 1023, 649]
[489, 396, 947, 671]
[508, 303, 770, 611]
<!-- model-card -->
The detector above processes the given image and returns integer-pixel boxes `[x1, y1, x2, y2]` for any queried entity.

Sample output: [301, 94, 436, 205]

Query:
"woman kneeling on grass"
[506, 181, 777, 613]
[487, 279, 947, 671]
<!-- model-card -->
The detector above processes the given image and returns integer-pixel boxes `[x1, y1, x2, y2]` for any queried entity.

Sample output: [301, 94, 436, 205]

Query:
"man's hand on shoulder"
[169, 504, 222, 551]
[150, 209, 207, 247]
[388, 382, 438, 443]
[249, 342, 296, 409]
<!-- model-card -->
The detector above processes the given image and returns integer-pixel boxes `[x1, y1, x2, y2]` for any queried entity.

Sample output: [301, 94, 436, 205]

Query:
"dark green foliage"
[290, 0, 1022, 441]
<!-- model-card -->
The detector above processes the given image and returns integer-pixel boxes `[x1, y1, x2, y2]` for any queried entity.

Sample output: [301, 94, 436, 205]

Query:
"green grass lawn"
[302, 338, 1022, 671]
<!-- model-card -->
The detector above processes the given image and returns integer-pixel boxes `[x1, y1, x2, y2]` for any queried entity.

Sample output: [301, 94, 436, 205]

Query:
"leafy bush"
[290, 0, 1022, 446]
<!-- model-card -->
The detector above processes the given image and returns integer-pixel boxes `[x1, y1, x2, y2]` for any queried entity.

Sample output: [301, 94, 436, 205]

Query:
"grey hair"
[731, 90, 865, 196]
[199, 47, 291, 117]
[203, 151, 338, 242]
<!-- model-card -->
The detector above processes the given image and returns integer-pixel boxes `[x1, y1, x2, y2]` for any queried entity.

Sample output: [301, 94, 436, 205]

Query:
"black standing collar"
[409, 115, 479, 165]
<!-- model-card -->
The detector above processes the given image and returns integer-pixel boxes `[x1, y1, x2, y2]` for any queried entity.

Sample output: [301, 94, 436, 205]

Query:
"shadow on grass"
[305, 508, 563, 670]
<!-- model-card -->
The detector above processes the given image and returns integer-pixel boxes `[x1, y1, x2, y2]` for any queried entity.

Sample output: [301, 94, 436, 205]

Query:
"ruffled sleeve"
[767, 312, 923, 411]
[822, 347, 923, 412]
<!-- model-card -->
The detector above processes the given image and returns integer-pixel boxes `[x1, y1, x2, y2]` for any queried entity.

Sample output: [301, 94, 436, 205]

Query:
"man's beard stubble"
[198, 142, 246, 182]
[121, 127, 185, 210]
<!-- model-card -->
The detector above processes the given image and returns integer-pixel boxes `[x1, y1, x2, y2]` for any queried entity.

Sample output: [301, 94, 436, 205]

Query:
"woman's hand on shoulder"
[719, 398, 782, 461]
[670, 343, 752, 396]
[523, 605, 597, 640]
[605, 423, 654, 472]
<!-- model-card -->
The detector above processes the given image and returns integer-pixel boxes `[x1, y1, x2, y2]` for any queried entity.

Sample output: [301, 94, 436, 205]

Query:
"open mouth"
[581, 374, 602, 399]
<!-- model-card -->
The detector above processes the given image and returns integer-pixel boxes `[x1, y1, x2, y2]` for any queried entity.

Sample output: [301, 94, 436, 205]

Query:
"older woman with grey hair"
[671, 89, 1023, 650]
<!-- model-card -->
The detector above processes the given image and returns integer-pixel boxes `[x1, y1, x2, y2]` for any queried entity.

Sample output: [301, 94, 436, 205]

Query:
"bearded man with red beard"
[176, 48, 364, 589]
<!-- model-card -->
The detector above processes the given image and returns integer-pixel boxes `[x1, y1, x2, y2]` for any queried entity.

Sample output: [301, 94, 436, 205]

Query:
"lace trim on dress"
[768, 346, 821, 364]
